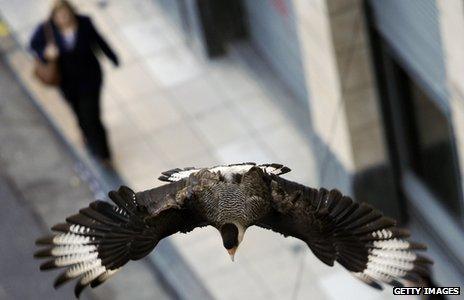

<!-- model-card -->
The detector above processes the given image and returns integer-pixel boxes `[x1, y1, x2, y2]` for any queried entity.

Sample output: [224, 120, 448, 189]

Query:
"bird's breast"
[198, 183, 248, 225]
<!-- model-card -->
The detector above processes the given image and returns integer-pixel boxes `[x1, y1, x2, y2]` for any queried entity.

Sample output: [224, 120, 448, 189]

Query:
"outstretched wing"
[35, 174, 212, 297]
[158, 162, 290, 183]
[255, 175, 432, 289]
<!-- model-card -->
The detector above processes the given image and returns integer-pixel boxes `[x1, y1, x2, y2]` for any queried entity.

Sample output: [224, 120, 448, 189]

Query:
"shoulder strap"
[44, 21, 56, 44]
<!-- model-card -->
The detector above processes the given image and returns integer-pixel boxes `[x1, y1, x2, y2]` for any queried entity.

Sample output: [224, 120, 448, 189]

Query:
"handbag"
[33, 21, 60, 86]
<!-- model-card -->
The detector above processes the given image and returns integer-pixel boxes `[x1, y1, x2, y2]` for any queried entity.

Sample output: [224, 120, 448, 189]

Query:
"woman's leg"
[61, 89, 89, 144]
[61, 89, 80, 115]
[76, 88, 111, 160]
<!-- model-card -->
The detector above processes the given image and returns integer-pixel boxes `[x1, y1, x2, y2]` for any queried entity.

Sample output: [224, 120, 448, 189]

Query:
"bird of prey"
[35, 162, 432, 297]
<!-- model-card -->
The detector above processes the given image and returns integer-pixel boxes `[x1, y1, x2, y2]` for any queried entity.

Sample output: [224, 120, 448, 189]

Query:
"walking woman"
[30, 0, 119, 162]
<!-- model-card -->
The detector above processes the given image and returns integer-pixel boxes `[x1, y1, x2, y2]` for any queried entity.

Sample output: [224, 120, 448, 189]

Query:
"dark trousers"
[62, 88, 111, 159]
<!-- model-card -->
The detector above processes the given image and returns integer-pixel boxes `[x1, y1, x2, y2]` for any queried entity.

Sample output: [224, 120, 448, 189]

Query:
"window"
[407, 80, 463, 220]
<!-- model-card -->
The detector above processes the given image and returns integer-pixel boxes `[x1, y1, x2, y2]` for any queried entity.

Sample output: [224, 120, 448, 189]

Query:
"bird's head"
[220, 223, 245, 262]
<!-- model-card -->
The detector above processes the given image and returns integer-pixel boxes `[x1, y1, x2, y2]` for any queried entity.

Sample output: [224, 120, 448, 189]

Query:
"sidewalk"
[0, 1, 400, 299]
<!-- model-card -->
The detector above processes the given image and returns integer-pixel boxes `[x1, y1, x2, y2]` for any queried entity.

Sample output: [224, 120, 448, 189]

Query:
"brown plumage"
[34, 162, 432, 297]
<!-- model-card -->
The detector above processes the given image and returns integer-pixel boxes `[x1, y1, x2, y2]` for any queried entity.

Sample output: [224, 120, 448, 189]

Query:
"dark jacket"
[30, 15, 118, 94]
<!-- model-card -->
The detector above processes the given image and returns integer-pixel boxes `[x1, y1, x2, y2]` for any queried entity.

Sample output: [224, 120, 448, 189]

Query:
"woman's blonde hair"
[49, 0, 77, 21]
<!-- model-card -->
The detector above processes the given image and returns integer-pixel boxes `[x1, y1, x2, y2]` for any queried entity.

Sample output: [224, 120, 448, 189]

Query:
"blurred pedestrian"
[30, 0, 119, 163]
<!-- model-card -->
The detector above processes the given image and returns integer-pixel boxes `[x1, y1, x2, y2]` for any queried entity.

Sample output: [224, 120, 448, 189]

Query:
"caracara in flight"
[35, 163, 432, 297]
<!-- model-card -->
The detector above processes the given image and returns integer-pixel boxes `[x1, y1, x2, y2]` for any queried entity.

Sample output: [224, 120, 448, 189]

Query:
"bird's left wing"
[255, 175, 432, 289]
[34, 171, 216, 297]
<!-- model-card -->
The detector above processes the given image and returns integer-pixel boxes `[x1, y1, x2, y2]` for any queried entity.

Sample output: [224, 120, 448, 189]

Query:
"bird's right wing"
[34, 170, 217, 298]
[255, 175, 432, 290]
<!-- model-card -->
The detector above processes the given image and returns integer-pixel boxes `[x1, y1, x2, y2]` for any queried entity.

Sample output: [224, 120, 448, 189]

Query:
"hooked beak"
[227, 247, 237, 262]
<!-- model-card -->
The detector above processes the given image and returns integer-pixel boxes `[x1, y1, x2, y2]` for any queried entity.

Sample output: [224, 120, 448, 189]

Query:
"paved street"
[0, 171, 77, 300]
[0, 1, 409, 299]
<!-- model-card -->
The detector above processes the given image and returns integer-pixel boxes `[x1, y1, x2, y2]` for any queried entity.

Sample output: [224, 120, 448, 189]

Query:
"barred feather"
[34, 186, 157, 297]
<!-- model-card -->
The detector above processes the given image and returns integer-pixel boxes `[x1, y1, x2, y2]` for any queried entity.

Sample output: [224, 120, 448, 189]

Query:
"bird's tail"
[34, 186, 157, 298]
